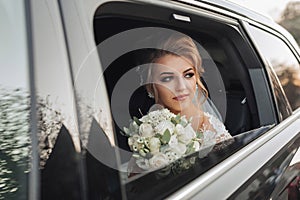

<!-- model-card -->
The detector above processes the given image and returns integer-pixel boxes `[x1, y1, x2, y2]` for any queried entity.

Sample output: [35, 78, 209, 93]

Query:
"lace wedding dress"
[201, 112, 232, 145]
[195, 112, 232, 158]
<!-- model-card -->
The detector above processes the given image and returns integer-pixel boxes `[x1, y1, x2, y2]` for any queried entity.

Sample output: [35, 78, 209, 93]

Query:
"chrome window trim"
[168, 110, 300, 199]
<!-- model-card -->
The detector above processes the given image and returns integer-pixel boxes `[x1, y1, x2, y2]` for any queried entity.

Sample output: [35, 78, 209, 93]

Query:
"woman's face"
[151, 54, 197, 114]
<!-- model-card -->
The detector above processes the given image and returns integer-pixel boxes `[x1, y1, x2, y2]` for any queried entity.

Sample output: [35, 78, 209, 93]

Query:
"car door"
[226, 20, 300, 200]
[57, 0, 300, 199]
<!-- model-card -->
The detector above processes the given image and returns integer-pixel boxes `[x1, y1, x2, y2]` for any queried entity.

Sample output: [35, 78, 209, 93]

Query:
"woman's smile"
[172, 93, 190, 101]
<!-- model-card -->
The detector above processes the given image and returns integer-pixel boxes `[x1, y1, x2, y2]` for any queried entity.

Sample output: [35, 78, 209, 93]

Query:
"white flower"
[128, 134, 139, 150]
[193, 141, 200, 152]
[136, 158, 151, 170]
[178, 124, 196, 144]
[128, 136, 135, 146]
[149, 153, 169, 169]
[139, 123, 154, 137]
[171, 143, 187, 156]
[168, 135, 178, 148]
[175, 124, 185, 135]
[149, 137, 161, 153]
[155, 120, 175, 135]
[124, 121, 139, 136]
[165, 151, 179, 162]
[125, 108, 204, 172]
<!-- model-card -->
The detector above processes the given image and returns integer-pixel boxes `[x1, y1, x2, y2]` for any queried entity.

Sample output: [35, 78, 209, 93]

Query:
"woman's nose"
[175, 77, 187, 91]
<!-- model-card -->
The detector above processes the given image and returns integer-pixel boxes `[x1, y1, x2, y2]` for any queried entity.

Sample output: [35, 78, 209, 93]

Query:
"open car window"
[84, 2, 278, 199]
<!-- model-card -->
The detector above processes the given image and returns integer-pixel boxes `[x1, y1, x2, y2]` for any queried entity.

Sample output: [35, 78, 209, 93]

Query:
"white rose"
[175, 124, 185, 135]
[171, 142, 187, 156]
[168, 135, 178, 148]
[185, 124, 196, 137]
[178, 124, 196, 144]
[155, 120, 175, 135]
[128, 134, 139, 150]
[149, 137, 161, 153]
[128, 137, 135, 146]
[149, 153, 169, 169]
[139, 123, 154, 137]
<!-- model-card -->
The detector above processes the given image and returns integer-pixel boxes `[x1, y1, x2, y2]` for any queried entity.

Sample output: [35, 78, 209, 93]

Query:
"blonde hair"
[145, 33, 208, 100]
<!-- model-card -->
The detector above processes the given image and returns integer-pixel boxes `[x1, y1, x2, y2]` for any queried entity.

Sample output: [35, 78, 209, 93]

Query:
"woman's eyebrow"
[160, 72, 174, 76]
[183, 68, 194, 73]
[159, 68, 193, 76]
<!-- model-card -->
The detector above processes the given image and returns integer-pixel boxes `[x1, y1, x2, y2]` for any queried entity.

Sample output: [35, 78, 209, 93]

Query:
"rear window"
[247, 24, 300, 112]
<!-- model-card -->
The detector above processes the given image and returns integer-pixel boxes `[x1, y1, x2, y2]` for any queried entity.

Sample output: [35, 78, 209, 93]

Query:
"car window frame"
[92, 1, 281, 198]
[242, 21, 299, 119]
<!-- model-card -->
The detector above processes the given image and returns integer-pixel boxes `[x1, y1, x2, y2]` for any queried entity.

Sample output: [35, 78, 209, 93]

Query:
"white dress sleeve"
[202, 112, 232, 145]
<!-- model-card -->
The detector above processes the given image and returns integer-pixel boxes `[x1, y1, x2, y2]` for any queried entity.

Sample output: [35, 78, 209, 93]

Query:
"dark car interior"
[93, 3, 260, 144]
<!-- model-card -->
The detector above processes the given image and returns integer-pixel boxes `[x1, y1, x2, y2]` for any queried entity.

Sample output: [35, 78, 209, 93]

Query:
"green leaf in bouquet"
[196, 130, 204, 139]
[171, 117, 177, 125]
[185, 142, 195, 155]
[133, 116, 142, 126]
[171, 114, 181, 125]
[160, 129, 171, 144]
[180, 118, 188, 127]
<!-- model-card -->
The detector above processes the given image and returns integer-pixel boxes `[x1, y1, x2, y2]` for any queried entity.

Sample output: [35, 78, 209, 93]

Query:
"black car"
[1, 0, 300, 199]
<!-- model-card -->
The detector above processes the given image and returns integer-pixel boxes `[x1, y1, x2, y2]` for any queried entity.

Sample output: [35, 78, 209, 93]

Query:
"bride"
[139, 32, 232, 143]
[126, 31, 232, 174]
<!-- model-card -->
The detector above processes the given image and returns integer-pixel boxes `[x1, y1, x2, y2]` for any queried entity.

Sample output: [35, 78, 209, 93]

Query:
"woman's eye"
[160, 76, 173, 82]
[185, 73, 195, 78]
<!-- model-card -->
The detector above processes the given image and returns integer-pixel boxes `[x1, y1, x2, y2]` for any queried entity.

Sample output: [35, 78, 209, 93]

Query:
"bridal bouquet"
[123, 108, 204, 171]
